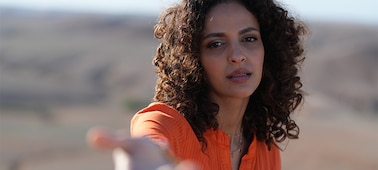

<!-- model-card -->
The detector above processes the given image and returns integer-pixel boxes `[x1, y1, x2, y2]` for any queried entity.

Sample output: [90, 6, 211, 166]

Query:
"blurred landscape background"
[0, 2, 377, 170]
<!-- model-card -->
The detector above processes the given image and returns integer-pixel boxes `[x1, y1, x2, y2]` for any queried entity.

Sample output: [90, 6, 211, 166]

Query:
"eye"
[242, 36, 257, 42]
[207, 41, 224, 48]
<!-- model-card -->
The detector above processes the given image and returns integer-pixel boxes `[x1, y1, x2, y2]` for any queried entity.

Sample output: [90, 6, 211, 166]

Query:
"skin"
[87, 2, 264, 170]
[87, 128, 199, 170]
[200, 1, 264, 136]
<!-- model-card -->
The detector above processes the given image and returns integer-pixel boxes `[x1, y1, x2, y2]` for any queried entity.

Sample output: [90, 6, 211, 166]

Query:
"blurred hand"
[86, 127, 199, 170]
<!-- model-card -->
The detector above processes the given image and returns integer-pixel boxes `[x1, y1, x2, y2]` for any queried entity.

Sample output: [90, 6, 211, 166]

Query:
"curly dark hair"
[153, 0, 306, 150]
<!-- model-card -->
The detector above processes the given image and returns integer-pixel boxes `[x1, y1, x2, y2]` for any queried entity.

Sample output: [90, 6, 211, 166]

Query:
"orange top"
[131, 102, 281, 170]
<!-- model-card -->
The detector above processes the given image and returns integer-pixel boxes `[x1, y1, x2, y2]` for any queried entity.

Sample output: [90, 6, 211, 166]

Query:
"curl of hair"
[153, 0, 307, 150]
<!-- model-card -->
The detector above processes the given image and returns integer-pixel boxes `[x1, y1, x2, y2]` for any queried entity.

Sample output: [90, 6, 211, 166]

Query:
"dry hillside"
[0, 7, 377, 170]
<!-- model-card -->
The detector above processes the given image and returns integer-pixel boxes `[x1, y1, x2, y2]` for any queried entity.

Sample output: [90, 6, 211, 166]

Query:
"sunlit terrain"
[0, 7, 377, 170]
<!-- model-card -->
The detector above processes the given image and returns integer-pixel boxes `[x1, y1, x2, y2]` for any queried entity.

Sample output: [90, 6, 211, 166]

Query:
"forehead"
[203, 2, 260, 33]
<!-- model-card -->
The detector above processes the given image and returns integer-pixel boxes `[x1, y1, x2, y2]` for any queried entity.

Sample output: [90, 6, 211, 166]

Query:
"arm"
[86, 128, 198, 170]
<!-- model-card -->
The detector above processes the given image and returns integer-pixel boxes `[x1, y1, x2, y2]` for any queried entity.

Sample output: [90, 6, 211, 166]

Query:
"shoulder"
[131, 102, 187, 126]
[130, 102, 200, 157]
[130, 102, 191, 137]
[256, 140, 281, 169]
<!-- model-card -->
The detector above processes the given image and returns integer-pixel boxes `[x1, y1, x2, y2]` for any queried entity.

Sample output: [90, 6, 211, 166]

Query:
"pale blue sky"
[0, 0, 377, 25]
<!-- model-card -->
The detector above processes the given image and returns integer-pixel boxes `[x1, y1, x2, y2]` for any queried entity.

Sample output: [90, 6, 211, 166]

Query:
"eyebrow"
[203, 26, 260, 40]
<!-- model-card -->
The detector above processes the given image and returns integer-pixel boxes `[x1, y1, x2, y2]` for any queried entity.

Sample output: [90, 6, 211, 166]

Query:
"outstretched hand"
[86, 127, 198, 170]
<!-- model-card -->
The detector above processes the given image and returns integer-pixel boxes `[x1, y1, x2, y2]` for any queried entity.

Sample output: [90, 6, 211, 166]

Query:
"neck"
[215, 97, 249, 136]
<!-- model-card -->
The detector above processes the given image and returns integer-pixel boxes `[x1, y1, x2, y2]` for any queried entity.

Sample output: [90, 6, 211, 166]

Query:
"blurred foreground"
[0, 8, 377, 170]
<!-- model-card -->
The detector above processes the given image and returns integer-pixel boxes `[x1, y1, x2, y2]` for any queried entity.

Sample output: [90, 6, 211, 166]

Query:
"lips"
[227, 73, 251, 79]
[226, 69, 252, 83]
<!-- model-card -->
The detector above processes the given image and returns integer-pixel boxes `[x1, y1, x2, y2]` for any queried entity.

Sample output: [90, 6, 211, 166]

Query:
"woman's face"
[200, 2, 264, 101]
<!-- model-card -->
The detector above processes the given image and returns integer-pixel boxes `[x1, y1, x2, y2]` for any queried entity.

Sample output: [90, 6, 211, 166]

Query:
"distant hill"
[303, 22, 378, 113]
[0, 8, 159, 108]
[1, 8, 377, 113]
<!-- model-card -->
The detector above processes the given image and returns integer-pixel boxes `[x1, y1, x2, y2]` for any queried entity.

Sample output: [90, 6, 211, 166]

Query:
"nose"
[228, 42, 246, 63]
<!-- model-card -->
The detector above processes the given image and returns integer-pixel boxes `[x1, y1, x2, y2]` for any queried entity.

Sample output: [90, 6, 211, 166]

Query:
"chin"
[232, 87, 257, 96]
[228, 90, 255, 99]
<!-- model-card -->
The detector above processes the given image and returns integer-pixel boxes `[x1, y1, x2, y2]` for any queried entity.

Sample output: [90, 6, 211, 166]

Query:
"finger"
[87, 127, 127, 150]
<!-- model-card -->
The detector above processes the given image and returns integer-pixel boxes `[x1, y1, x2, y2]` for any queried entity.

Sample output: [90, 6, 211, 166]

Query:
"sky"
[0, 0, 377, 25]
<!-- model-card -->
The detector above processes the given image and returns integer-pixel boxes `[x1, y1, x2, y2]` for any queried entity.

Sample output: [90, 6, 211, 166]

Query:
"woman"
[88, 0, 306, 169]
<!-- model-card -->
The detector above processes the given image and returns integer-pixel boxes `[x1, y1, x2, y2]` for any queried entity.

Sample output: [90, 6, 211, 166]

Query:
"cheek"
[202, 62, 218, 78]
[201, 59, 222, 83]
[256, 49, 265, 68]
[259, 54, 265, 68]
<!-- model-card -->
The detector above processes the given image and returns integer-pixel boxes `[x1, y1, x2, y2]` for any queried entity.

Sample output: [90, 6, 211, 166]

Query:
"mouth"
[226, 68, 252, 83]
[226, 73, 252, 79]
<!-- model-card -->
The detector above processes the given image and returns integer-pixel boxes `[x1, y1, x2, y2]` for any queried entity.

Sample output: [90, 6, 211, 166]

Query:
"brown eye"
[207, 41, 224, 48]
[242, 36, 257, 42]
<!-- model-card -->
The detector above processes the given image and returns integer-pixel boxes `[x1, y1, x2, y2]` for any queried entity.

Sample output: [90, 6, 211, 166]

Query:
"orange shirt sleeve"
[130, 103, 282, 170]
[131, 110, 171, 144]
[130, 103, 204, 164]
